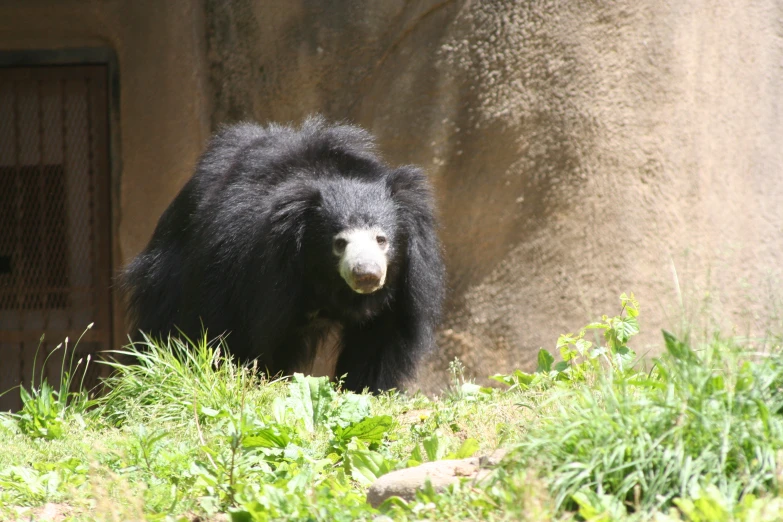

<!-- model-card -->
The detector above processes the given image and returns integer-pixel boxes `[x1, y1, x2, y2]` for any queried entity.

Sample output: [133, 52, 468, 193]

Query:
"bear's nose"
[351, 263, 383, 293]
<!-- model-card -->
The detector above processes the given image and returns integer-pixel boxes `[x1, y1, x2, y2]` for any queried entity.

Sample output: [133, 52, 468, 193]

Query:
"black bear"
[121, 116, 445, 393]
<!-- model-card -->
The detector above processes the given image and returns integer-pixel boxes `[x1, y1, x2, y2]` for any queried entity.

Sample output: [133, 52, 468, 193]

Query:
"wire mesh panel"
[0, 66, 111, 411]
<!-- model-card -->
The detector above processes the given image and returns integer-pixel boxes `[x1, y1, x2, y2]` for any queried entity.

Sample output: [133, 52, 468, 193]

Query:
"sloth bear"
[121, 116, 445, 393]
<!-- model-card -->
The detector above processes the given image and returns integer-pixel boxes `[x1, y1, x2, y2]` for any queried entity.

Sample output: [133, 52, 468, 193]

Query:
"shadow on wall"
[201, 0, 783, 394]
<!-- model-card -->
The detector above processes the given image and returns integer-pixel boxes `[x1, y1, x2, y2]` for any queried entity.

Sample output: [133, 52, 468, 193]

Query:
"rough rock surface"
[366, 449, 508, 507]
[203, 1, 783, 393]
[22, 503, 72, 522]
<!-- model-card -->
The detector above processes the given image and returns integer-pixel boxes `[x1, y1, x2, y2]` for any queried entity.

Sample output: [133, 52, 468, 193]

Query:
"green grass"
[510, 334, 783, 518]
[1, 297, 783, 521]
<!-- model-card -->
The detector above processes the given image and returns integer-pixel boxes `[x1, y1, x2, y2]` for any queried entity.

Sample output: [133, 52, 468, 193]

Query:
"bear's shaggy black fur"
[121, 117, 445, 393]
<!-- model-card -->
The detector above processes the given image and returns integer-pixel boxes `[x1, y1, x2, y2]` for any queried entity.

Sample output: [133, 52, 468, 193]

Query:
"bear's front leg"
[336, 313, 429, 394]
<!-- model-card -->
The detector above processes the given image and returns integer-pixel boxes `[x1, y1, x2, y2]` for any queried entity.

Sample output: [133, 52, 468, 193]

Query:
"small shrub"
[495, 296, 783, 518]
[492, 293, 641, 390]
[8, 326, 94, 440]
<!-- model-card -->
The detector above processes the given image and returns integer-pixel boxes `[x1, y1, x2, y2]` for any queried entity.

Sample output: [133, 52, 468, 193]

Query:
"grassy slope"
[1, 299, 783, 521]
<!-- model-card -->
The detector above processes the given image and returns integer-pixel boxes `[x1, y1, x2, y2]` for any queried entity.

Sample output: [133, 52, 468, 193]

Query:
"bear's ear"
[268, 183, 322, 251]
[386, 165, 429, 197]
[387, 166, 436, 218]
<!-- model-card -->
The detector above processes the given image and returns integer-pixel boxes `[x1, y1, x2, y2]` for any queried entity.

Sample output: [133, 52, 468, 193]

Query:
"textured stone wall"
[204, 0, 783, 392]
[6, 1, 780, 393]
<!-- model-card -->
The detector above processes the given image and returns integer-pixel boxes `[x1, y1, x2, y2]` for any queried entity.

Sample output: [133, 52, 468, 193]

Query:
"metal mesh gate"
[0, 65, 111, 411]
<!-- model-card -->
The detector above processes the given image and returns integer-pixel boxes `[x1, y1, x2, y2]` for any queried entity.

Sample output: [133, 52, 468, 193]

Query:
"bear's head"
[318, 177, 398, 295]
[266, 126, 431, 304]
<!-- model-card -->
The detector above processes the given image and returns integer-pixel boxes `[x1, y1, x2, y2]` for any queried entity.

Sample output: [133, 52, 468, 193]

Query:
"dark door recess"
[0, 65, 111, 411]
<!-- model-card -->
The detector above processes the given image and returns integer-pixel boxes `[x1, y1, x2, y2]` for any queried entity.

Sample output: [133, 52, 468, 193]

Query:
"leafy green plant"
[408, 431, 479, 466]
[379, 465, 558, 522]
[492, 293, 641, 389]
[232, 470, 375, 522]
[179, 372, 399, 513]
[16, 379, 65, 440]
[0, 458, 88, 505]
[666, 485, 783, 522]
[11, 326, 95, 440]
[447, 357, 492, 401]
[189, 408, 250, 511]
[571, 488, 628, 521]
[275, 375, 398, 485]
[344, 439, 399, 486]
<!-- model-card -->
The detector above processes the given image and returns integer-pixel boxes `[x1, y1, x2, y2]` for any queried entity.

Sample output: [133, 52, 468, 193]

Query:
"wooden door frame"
[0, 47, 124, 355]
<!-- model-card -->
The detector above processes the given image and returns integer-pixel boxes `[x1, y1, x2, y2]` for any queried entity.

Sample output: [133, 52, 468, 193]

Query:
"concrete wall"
[205, 0, 783, 392]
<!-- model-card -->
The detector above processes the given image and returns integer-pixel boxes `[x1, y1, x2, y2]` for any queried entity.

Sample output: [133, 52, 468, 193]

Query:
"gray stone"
[366, 449, 508, 508]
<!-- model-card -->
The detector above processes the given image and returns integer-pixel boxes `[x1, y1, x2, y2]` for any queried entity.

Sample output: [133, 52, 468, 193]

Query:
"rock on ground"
[366, 449, 508, 508]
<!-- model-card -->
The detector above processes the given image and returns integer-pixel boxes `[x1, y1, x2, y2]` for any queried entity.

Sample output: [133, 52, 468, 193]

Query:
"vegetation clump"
[1, 294, 782, 521]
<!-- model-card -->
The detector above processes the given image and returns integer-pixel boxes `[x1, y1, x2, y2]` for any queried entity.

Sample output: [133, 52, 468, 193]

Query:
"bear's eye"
[376, 234, 388, 246]
[333, 238, 348, 254]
